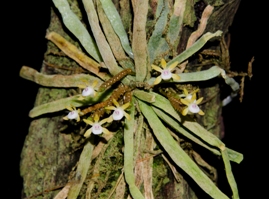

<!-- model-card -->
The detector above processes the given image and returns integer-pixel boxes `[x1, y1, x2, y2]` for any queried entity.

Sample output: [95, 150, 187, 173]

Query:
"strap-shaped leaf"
[133, 90, 156, 103]
[20, 66, 104, 88]
[132, 0, 149, 82]
[166, 0, 187, 45]
[142, 91, 243, 164]
[68, 140, 94, 198]
[138, 100, 229, 199]
[46, 32, 100, 74]
[29, 91, 110, 118]
[147, 66, 223, 85]
[52, 0, 102, 62]
[150, 97, 240, 198]
[152, 106, 221, 156]
[221, 148, 239, 199]
[29, 95, 84, 118]
[147, 66, 240, 93]
[147, 0, 169, 64]
[82, 0, 121, 76]
[168, 30, 223, 66]
[124, 99, 145, 199]
[100, 0, 133, 58]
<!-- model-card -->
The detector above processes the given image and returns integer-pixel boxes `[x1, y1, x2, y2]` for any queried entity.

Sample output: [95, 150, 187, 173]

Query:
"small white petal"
[92, 123, 103, 135]
[112, 108, 124, 120]
[67, 111, 79, 120]
[82, 86, 94, 97]
[188, 102, 200, 113]
[161, 69, 172, 80]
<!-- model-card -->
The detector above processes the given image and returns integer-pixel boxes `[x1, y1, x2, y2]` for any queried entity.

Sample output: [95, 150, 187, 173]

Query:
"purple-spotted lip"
[161, 69, 172, 80]
[112, 108, 124, 120]
[92, 123, 102, 135]
[188, 102, 200, 113]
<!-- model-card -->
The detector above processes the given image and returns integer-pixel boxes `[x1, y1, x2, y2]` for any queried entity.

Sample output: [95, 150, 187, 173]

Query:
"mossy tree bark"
[20, 0, 241, 198]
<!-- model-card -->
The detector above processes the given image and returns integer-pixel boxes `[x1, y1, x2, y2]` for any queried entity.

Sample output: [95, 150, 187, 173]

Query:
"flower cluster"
[63, 65, 204, 138]
[63, 98, 130, 137]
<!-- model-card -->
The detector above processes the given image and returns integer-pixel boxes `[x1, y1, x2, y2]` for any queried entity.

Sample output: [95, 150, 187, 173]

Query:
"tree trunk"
[20, 0, 242, 199]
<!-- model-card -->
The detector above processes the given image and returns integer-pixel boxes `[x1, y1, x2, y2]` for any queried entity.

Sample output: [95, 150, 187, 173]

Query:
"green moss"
[163, 177, 170, 184]
[152, 154, 169, 194]
[68, 0, 83, 20]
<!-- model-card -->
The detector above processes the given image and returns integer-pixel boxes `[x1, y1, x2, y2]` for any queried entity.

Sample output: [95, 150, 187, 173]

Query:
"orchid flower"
[63, 106, 82, 122]
[105, 99, 130, 122]
[180, 93, 204, 116]
[78, 80, 98, 100]
[151, 59, 180, 85]
[83, 114, 109, 137]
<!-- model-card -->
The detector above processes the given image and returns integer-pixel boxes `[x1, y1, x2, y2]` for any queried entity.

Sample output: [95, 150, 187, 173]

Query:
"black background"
[4, 1, 265, 198]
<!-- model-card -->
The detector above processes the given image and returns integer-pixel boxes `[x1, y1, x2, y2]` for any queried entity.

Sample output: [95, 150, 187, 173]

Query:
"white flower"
[105, 99, 130, 122]
[63, 106, 81, 122]
[151, 59, 180, 85]
[67, 110, 79, 119]
[78, 80, 98, 100]
[83, 114, 109, 137]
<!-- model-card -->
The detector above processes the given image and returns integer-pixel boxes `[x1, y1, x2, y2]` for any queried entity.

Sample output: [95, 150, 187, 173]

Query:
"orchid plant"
[19, 1, 247, 199]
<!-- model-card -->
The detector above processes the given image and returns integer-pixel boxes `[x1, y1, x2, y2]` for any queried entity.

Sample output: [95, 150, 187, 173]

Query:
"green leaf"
[20, 66, 103, 88]
[133, 90, 156, 103]
[183, 120, 224, 148]
[151, 92, 182, 122]
[167, 0, 187, 44]
[147, 65, 223, 85]
[52, 0, 102, 62]
[168, 30, 223, 66]
[132, 0, 149, 82]
[82, 0, 121, 76]
[152, 106, 221, 156]
[147, 66, 240, 94]
[174, 66, 223, 82]
[138, 100, 229, 199]
[29, 91, 109, 118]
[226, 148, 243, 164]
[68, 140, 94, 199]
[124, 99, 145, 199]
[221, 149, 239, 199]
[100, 0, 133, 58]
[148, 92, 243, 164]
[147, 0, 169, 64]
